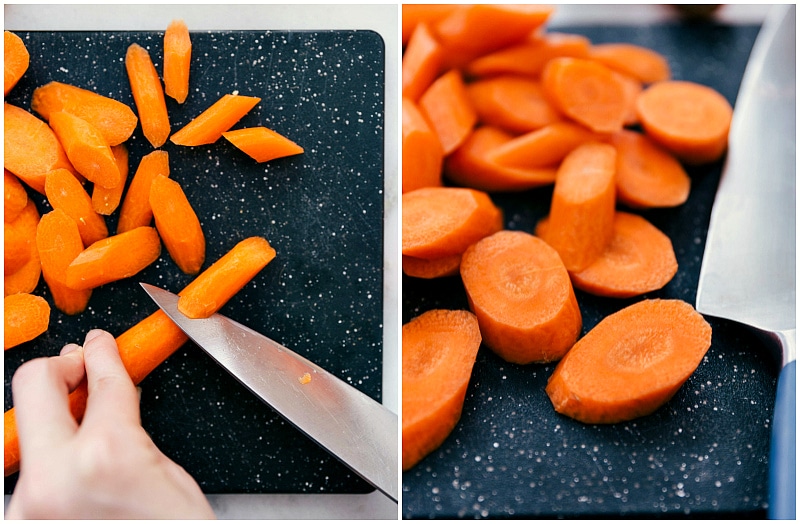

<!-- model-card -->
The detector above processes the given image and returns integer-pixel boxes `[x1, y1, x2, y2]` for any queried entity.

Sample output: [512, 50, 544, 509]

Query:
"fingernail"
[84, 329, 107, 344]
[60, 343, 83, 356]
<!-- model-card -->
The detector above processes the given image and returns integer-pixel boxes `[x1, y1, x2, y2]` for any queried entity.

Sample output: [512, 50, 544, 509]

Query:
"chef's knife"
[695, 4, 795, 519]
[140, 283, 398, 503]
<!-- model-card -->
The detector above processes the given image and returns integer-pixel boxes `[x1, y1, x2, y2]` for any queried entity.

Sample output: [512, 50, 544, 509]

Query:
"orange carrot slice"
[163, 19, 192, 104]
[460, 230, 582, 364]
[467, 75, 562, 134]
[92, 143, 129, 216]
[613, 70, 644, 127]
[48, 111, 122, 189]
[44, 168, 109, 247]
[4, 293, 49, 350]
[402, 309, 481, 470]
[402, 254, 462, 280]
[4, 199, 39, 276]
[4, 31, 29, 96]
[125, 43, 171, 148]
[487, 121, 600, 170]
[546, 299, 712, 424]
[4, 203, 41, 297]
[402, 97, 443, 193]
[588, 42, 671, 84]
[4, 169, 28, 223]
[149, 175, 205, 275]
[116, 150, 170, 234]
[402, 4, 458, 46]
[170, 93, 261, 146]
[402, 22, 443, 103]
[418, 69, 476, 155]
[222, 126, 304, 163]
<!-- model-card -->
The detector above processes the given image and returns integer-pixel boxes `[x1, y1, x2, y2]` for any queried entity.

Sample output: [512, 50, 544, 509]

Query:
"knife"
[695, 4, 795, 520]
[139, 283, 399, 503]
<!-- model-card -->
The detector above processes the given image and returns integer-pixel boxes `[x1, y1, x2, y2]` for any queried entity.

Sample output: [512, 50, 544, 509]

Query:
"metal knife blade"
[140, 283, 398, 503]
[695, 4, 795, 519]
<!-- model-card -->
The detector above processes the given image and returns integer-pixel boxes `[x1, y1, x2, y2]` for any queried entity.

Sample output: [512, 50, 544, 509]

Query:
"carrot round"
[487, 121, 600, 170]
[163, 19, 192, 104]
[467, 75, 562, 134]
[402, 309, 481, 470]
[170, 93, 261, 146]
[222, 126, 304, 163]
[402, 97, 443, 193]
[125, 43, 171, 148]
[402, 253, 462, 280]
[116, 150, 170, 234]
[460, 230, 582, 364]
[149, 175, 206, 275]
[4, 31, 29, 96]
[402, 22, 443, 103]
[418, 69, 477, 155]
[4, 200, 39, 276]
[4, 209, 41, 297]
[588, 42, 671, 84]
[92, 143, 129, 215]
[44, 168, 109, 247]
[4, 169, 28, 223]
[635, 80, 733, 165]
[4, 293, 49, 350]
[546, 299, 712, 424]
[48, 111, 122, 189]
[613, 70, 644, 127]
[402, 4, 457, 46]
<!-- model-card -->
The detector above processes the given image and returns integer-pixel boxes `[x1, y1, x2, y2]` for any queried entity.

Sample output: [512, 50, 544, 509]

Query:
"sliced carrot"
[4, 293, 49, 350]
[4, 31, 29, 96]
[4, 102, 77, 194]
[149, 175, 205, 275]
[402, 309, 481, 470]
[44, 168, 108, 247]
[546, 299, 712, 424]
[608, 129, 690, 208]
[402, 97, 443, 193]
[4, 169, 28, 223]
[222, 126, 304, 163]
[467, 75, 562, 134]
[163, 19, 192, 104]
[402, 254, 462, 280]
[402, 186, 503, 259]
[402, 22, 443, 103]
[444, 125, 557, 192]
[541, 57, 628, 134]
[170, 93, 261, 146]
[635, 80, 733, 165]
[487, 121, 600, 170]
[402, 4, 458, 46]
[588, 42, 671, 84]
[92, 143, 129, 216]
[48, 111, 122, 189]
[125, 43, 171, 148]
[116, 150, 170, 234]
[460, 230, 582, 364]
[36, 209, 92, 315]
[31, 81, 138, 146]
[418, 69, 477, 155]
[538, 142, 617, 273]
[4, 207, 41, 297]
[613, 70, 644, 127]
[4, 199, 39, 276]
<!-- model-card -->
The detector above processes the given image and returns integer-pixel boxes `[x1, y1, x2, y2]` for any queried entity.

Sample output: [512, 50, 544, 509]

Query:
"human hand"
[6, 329, 216, 519]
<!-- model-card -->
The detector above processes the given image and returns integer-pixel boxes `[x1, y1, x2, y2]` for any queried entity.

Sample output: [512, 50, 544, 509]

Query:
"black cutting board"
[4, 29, 385, 495]
[402, 23, 777, 518]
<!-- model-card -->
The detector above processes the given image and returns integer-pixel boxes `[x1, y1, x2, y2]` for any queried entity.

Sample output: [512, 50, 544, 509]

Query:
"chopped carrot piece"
[4, 199, 39, 276]
[4, 31, 29, 96]
[487, 121, 600, 170]
[588, 42, 671, 84]
[170, 93, 261, 146]
[546, 299, 712, 424]
[4, 169, 28, 223]
[163, 19, 192, 104]
[125, 43, 171, 148]
[467, 75, 562, 134]
[460, 230, 582, 364]
[418, 69, 477, 155]
[31, 81, 138, 146]
[149, 175, 206, 275]
[402, 97, 443, 193]
[92, 143, 129, 216]
[222, 126, 304, 163]
[402, 309, 481, 470]
[4, 206, 41, 297]
[4, 293, 49, 350]
[48, 111, 122, 189]
[116, 150, 170, 234]
[36, 209, 92, 315]
[402, 22, 443, 103]
[402, 253, 462, 279]
[402, 4, 458, 46]
[635, 80, 733, 165]
[44, 168, 108, 247]
[613, 70, 644, 126]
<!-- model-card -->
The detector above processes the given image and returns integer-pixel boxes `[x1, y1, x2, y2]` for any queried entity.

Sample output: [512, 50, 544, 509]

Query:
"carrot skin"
[116, 150, 170, 234]
[4, 293, 50, 350]
[170, 93, 261, 146]
[149, 175, 206, 275]
[37, 209, 92, 315]
[125, 43, 171, 148]
[163, 19, 192, 104]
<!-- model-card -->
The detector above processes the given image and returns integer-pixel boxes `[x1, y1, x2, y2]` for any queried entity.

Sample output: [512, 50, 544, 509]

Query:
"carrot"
[4, 293, 49, 350]
[170, 93, 261, 146]
[418, 69, 477, 155]
[444, 125, 557, 192]
[92, 143, 129, 215]
[402, 254, 462, 280]
[36, 209, 92, 315]
[65, 226, 161, 291]
[222, 126, 304, 163]
[635, 80, 733, 165]
[613, 70, 643, 127]
[608, 129, 690, 208]
[4, 200, 39, 276]
[4, 102, 77, 194]
[460, 230, 582, 364]
[48, 111, 122, 189]
[31, 81, 138, 146]
[402, 22, 443, 103]
[402, 309, 481, 470]
[4, 31, 29, 96]
[467, 75, 562, 134]
[116, 150, 170, 234]
[538, 142, 617, 273]
[546, 299, 712, 424]
[149, 175, 205, 275]
[44, 168, 109, 247]
[402, 4, 458, 46]
[402, 97, 443, 193]
[4, 170, 28, 223]
[4, 206, 41, 297]
[163, 19, 192, 104]
[125, 43, 171, 148]
[588, 42, 671, 84]
[487, 121, 600, 170]
[402, 186, 503, 260]
[541, 57, 628, 134]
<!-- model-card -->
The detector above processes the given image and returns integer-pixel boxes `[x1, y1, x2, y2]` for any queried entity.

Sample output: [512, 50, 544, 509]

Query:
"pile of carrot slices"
[402, 4, 722, 470]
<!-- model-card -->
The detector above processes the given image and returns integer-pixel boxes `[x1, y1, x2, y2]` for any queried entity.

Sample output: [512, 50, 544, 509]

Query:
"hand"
[6, 329, 216, 519]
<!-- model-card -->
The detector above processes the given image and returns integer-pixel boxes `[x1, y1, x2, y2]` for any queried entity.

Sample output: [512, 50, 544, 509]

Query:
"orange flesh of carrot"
[460, 230, 582, 364]
[613, 70, 644, 126]
[36, 209, 92, 315]
[402, 4, 458, 46]
[418, 69, 477, 155]
[149, 175, 206, 275]
[125, 43, 171, 148]
[4, 31, 29, 96]
[402, 309, 481, 470]
[170, 93, 261, 146]
[467, 75, 563, 134]
[4, 205, 41, 296]
[48, 111, 122, 189]
[44, 168, 109, 247]
[222, 126, 304, 163]
[4, 200, 39, 276]
[546, 299, 712, 424]
[163, 19, 192, 104]
[402, 254, 462, 280]
[92, 143, 129, 215]
[116, 150, 170, 234]
[487, 121, 600, 170]
[30, 81, 138, 146]
[402, 23, 444, 103]
[402, 97, 443, 193]
[588, 42, 671, 84]
[4, 170, 28, 223]
[4, 293, 50, 350]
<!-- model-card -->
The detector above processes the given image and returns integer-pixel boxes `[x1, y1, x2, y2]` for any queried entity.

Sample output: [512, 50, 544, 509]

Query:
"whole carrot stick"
[163, 19, 192, 104]
[149, 175, 206, 275]
[170, 93, 261, 146]
[116, 150, 170, 234]
[125, 43, 171, 148]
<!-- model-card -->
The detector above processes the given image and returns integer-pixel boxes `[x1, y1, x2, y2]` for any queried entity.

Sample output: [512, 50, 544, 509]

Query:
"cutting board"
[4, 29, 385, 495]
[402, 23, 776, 518]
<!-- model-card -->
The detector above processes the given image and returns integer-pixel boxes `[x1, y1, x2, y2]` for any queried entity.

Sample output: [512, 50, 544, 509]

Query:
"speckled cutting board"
[402, 23, 776, 518]
[4, 29, 384, 495]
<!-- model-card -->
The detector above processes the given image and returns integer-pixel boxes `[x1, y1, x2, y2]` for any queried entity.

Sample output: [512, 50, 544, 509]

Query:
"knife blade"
[695, 4, 795, 519]
[139, 283, 398, 503]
